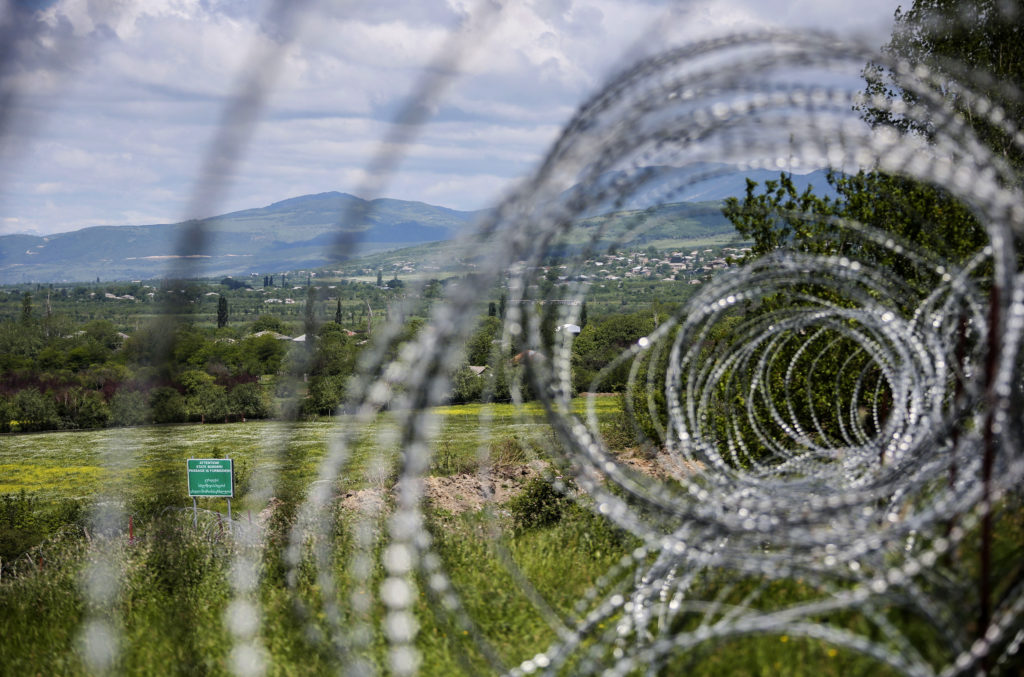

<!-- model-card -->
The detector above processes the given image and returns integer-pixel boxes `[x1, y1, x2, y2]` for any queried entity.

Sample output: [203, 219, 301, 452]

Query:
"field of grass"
[1, 397, 1019, 676]
[0, 397, 620, 501]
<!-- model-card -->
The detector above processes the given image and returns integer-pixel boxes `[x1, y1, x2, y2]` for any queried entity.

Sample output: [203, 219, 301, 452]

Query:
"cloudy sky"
[0, 0, 901, 236]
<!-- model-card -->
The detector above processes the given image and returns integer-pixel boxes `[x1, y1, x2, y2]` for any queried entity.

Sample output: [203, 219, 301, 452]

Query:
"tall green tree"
[860, 0, 1024, 174]
[724, 0, 1015, 273]
[217, 294, 229, 329]
[20, 292, 31, 325]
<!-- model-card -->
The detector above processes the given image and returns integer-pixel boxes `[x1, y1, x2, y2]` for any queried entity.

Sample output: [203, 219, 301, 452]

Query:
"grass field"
[1, 397, 1019, 676]
[0, 398, 619, 502]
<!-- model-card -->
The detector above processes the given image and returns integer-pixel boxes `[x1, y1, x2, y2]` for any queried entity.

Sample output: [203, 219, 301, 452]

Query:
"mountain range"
[0, 165, 836, 283]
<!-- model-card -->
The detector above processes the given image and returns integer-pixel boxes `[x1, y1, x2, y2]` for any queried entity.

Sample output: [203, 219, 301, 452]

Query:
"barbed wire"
[306, 26, 1024, 677]
[3, 3, 1023, 676]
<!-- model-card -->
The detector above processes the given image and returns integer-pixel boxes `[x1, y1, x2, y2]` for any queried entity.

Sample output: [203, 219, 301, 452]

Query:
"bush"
[489, 436, 527, 466]
[507, 476, 575, 530]
[450, 365, 484, 404]
[0, 491, 85, 561]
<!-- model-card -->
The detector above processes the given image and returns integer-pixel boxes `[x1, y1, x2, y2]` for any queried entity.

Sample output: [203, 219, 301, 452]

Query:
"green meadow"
[0, 398, 619, 501]
[0, 397, 1015, 676]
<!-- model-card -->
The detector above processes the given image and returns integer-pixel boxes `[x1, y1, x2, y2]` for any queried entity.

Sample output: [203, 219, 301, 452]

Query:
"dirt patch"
[611, 447, 702, 482]
[334, 451, 697, 517]
[423, 461, 547, 514]
[339, 487, 389, 514]
[336, 461, 549, 515]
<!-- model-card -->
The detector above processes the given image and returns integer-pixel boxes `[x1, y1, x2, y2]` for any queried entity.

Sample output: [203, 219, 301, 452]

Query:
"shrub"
[450, 365, 484, 404]
[507, 476, 575, 530]
[0, 491, 85, 561]
[489, 436, 527, 466]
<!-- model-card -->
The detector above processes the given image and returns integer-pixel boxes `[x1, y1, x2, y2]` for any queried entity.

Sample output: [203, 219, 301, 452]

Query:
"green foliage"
[57, 388, 110, 429]
[466, 315, 501, 366]
[450, 365, 485, 404]
[302, 374, 346, 417]
[219, 276, 249, 290]
[430, 439, 480, 476]
[251, 314, 290, 335]
[489, 435, 527, 466]
[13, 388, 61, 432]
[239, 333, 289, 375]
[120, 319, 175, 368]
[713, 0, 1011, 468]
[722, 170, 985, 292]
[0, 397, 14, 433]
[572, 311, 656, 392]
[860, 0, 1024, 174]
[20, 292, 31, 324]
[150, 386, 187, 424]
[216, 294, 228, 328]
[0, 491, 84, 561]
[304, 285, 318, 339]
[229, 382, 271, 419]
[181, 370, 229, 423]
[603, 395, 643, 451]
[313, 323, 357, 375]
[484, 359, 512, 403]
[82, 319, 120, 350]
[110, 389, 151, 427]
[507, 476, 575, 530]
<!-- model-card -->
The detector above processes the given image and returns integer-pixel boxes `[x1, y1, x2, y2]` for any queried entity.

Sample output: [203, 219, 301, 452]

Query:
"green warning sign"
[186, 458, 234, 497]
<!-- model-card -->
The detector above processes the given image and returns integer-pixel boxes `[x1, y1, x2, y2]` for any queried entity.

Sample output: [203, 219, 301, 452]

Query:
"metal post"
[227, 498, 232, 534]
[193, 497, 198, 530]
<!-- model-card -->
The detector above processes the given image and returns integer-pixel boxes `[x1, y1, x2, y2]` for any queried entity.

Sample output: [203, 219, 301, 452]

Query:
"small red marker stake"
[128, 515, 135, 544]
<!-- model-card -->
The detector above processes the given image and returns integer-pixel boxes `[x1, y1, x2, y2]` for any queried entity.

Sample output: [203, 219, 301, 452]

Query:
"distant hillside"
[0, 165, 837, 283]
[0, 193, 481, 283]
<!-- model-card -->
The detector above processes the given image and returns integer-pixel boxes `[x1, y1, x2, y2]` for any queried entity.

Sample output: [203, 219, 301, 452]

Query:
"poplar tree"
[21, 292, 32, 324]
[217, 294, 229, 328]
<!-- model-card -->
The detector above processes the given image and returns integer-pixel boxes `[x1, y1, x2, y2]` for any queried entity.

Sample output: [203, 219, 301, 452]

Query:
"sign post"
[186, 458, 234, 532]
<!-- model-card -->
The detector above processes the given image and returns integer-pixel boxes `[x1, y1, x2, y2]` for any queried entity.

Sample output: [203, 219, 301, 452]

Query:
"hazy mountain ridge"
[0, 192, 480, 283]
[0, 166, 834, 283]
